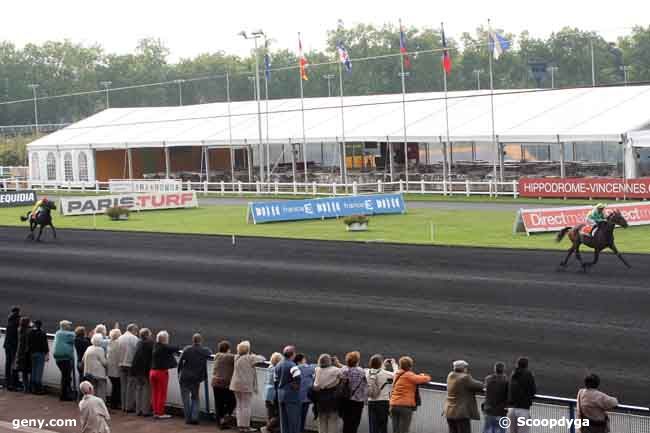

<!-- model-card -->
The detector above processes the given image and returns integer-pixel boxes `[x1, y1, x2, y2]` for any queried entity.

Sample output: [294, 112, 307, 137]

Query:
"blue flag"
[336, 42, 352, 73]
[264, 53, 272, 80]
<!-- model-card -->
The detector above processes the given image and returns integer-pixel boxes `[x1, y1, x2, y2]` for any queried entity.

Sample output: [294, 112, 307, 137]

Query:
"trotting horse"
[555, 209, 630, 271]
[20, 200, 57, 241]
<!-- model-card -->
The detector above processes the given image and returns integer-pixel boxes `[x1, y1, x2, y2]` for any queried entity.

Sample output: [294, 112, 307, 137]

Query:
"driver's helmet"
[596, 203, 606, 209]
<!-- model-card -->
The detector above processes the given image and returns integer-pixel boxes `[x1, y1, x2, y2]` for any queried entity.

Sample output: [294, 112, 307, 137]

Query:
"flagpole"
[488, 19, 499, 184]
[399, 19, 409, 191]
[441, 22, 450, 184]
[299, 33, 308, 186]
[264, 67, 271, 187]
[338, 62, 348, 186]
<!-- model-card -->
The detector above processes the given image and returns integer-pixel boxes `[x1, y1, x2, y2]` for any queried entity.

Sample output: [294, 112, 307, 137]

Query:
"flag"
[441, 24, 452, 74]
[264, 53, 272, 81]
[298, 33, 309, 81]
[399, 20, 411, 69]
[489, 29, 510, 60]
[336, 42, 352, 73]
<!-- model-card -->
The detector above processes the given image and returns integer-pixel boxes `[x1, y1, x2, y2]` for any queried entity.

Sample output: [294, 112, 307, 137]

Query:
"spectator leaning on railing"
[150, 330, 180, 420]
[117, 323, 139, 413]
[82, 333, 108, 401]
[389, 356, 431, 433]
[275, 346, 302, 433]
[443, 360, 484, 433]
[53, 320, 76, 401]
[312, 354, 342, 433]
[576, 374, 618, 433]
[367, 354, 396, 433]
[482, 362, 509, 433]
[3, 306, 21, 391]
[27, 319, 49, 395]
[130, 328, 154, 417]
[106, 328, 122, 410]
[212, 340, 237, 428]
[15, 316, 32, 393]
[263, 352, 283, 433]
[78, 380, 111, 433]
[507, 357, 537, 433]
[178, 333, 212, 425]
[339, 351, 369, 433]
[230, 340, 266, 432]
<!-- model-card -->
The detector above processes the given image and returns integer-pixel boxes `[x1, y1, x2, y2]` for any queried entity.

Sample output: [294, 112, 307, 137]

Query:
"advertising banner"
[109, 179, 183, 194]
[519, 177, 650, 199]
[248, 193, 406, 224]
[513, 202, 650, 234]
[0, 190, 37, 208]
[60, 191, 198, 216]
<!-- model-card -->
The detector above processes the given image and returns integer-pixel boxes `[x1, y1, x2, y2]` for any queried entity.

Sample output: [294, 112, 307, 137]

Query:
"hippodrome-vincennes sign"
[60, 192, 198, 216]
[513, 202, 650, 234]
[0, 190, 37, 207]
[519, 177, 650, 199]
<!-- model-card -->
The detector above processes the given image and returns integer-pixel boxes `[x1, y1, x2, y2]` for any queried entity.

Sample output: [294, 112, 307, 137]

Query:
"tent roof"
[27, 85, 650, 151]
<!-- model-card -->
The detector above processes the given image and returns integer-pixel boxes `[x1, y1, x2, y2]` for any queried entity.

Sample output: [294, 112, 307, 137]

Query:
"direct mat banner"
[519, 177, 650, 199]
[248, 193, 406, 224]
[0, 190, 37, 208]
[60, 191, 198, 216]
[513, 202, 650, 234]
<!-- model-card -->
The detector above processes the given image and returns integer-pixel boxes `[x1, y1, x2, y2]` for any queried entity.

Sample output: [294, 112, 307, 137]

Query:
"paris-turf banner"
[513, 202, 650, 234]
[60, 191, 198, 216]
[519, 177, 650, 199]
[248, 193, 406, 224]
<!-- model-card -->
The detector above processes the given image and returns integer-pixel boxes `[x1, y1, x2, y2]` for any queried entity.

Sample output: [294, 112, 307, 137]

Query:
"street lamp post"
[548, 66, 559, 89]
[323, 74, 335, 97]
[28, 84, 39, 134]
[100, 81, 112, 108]
[240, 30, 265, 183]
[174, 79, 185, 106]
[473, 69, 483, 90]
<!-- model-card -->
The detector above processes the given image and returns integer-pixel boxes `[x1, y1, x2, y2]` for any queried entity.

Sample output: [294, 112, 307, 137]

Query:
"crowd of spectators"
[2, 306, 621, 433]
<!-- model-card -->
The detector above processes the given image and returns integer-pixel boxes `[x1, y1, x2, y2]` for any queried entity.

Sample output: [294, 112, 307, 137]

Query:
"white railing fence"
[1, 330, 649, 433]
[2, 178, 521, 198]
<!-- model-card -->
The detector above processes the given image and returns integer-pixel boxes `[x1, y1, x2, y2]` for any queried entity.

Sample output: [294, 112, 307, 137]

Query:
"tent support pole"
[204, 144, 210, 183]
[164, 145, 170, 179]
[290, 139, 296, 183]
[127, 147, 133, 179]
[388, 136, 394, 183]
[558, 135, 565, 178]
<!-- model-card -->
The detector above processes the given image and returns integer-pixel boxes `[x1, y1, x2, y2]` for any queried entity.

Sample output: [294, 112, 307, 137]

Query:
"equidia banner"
[513, 202, 650, 234]
[519, 177, 650, 199]
[248, 193, 406, 224]
[60, 191, 198, 216]
[0, 190, 37, 208]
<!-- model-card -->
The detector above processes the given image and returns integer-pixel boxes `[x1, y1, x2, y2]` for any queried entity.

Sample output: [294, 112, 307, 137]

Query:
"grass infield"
[1, 204, 648, 254]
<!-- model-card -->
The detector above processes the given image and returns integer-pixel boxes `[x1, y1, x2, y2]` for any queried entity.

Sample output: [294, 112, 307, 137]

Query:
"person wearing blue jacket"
[274, 346, 302, 433]
[295, 354, 316, 432]
[52, 320, 76, 400]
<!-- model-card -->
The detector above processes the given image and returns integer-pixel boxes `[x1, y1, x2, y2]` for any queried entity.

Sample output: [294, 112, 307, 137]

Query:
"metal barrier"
[5, 179, 521, 198]
[1, 328, 648, 432]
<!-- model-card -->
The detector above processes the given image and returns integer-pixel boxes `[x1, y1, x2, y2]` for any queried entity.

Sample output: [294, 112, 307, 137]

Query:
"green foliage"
[105, 206, 130, 220]
[343, 214, 370, 225]
[1, 25, 650, 127]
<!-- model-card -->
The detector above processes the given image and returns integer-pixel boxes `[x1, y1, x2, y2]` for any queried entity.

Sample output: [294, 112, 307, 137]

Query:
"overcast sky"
[2, 0, 646, 61]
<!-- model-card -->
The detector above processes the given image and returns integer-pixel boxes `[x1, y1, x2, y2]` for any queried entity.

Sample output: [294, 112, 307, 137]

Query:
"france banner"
[248, 193, 406, 224]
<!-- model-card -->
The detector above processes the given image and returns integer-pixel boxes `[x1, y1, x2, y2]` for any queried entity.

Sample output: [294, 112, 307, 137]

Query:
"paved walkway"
[0, 390, 218, 433]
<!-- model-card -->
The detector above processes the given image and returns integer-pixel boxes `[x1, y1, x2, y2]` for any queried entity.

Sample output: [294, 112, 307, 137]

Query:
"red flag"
[298, 33, 309, 81]
[441, 25, 452, 75]
[399, 21, 411, 69]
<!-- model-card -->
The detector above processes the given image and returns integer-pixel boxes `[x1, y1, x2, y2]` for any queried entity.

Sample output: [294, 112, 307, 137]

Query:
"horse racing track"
[1, 227, 649, 405]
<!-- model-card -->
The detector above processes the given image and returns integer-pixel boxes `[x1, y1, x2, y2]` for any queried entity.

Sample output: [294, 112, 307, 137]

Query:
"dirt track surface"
[1, 227, 649, 405]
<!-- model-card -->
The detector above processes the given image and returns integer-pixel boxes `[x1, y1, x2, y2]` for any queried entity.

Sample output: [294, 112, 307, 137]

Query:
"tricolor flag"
[264, 40, 272, 81]
[399, 20, 411, 69]
[489, 28, 510, 60]
[441, 24, 452, 75]
[298, 33, 309, 81]
[336, 42, 352, 73]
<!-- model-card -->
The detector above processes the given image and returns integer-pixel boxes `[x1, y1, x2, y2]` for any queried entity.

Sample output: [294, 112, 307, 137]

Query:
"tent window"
[46, 152, 57, 181]
[31, 153, 40, 180]
[64, 152, 74, 181]
[78, 152, 88, 181]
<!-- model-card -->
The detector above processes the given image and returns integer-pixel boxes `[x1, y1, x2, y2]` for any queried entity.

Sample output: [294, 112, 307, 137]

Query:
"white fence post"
[399, 180, 404, 193]
[312, 182, 317, 196]
[465, 180, 470, 197]
[95, 181, 99, 193]
[238, 181, 243, 194]
[275, 182, 279, 195]
[332, 182, 337, 196]
[352, 181, 358, 196]
[443, 179, 447, 196]
[420, 179, 425, 194]
[512, 180, 518, 198]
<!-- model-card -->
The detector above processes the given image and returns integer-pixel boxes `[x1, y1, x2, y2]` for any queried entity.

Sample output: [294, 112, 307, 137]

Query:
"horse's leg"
[560, 245, 575, 267]
[36, 225, 44, 242]
[610, 243, 631, 269]
[574, 242, 587, 271]
[584, 248, 601, 271]
[49, 223, 57, 239]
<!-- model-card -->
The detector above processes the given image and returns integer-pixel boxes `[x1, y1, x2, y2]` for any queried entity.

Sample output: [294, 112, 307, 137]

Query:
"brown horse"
[556, 209, 630, 271]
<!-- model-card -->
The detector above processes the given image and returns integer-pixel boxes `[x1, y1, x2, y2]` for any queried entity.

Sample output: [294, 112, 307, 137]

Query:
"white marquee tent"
[26, 85, 650, 182]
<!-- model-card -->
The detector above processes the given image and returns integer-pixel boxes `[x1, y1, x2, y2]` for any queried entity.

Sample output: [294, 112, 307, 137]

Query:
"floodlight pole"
[173, 79, 184, 106]
[100, 81, 112, 108]
[28, 84, 39, 134]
